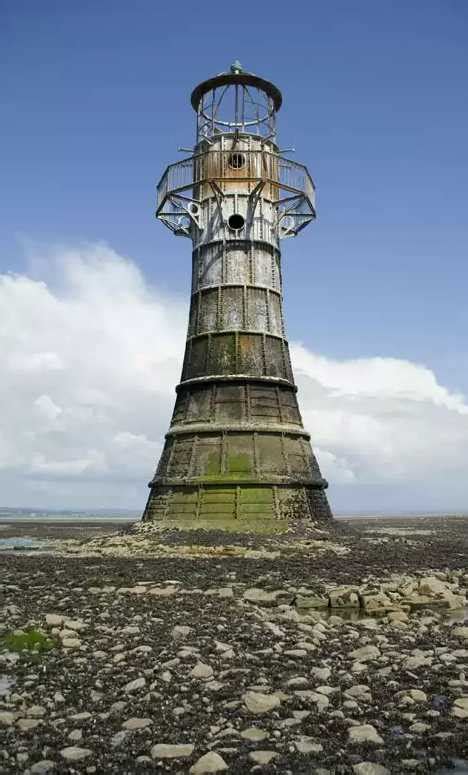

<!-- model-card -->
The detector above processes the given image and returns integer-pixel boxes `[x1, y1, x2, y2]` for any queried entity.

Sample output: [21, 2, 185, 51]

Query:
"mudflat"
[1, 516, 468, 774]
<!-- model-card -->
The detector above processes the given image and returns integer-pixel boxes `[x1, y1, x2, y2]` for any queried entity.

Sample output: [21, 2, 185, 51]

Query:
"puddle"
[437, 760, 468, 774]
[313, 606, 468, 624]
[0, 536, 50, 551]
[364, 527, 434, 536]
[0, 674, 15, 697]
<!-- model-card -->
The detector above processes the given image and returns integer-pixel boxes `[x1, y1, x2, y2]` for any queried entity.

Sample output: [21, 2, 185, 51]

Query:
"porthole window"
[228, 214, 245, 231]
[228, 152, 246, 170]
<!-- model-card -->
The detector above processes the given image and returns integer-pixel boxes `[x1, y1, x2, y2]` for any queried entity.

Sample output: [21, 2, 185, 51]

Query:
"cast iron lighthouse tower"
[143, 63, 332, 527]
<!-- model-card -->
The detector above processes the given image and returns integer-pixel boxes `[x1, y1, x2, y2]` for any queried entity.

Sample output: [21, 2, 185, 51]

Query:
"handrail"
[157, 150, 315, 211]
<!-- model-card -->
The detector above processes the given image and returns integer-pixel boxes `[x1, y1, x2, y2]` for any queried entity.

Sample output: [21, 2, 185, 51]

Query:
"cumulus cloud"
[0, 243, 185, 509]
[1, 243, 467, 513]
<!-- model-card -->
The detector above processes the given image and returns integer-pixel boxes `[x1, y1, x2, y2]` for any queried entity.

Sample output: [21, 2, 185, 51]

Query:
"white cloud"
[1, 243, 467, 513]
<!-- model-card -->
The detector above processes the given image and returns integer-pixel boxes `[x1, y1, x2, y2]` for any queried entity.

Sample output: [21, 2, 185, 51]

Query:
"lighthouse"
[143, 63, 332, 527]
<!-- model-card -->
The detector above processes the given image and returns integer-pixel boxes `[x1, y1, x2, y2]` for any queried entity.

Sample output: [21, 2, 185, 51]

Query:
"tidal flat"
[1, 516, 468, 774]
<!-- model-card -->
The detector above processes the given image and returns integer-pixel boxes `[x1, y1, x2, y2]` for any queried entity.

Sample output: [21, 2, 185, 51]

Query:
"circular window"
[228, 214, 245, 231]
[228, 152, 246, 170]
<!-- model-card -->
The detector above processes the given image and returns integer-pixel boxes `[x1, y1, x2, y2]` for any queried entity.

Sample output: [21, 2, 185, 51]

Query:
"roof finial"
[230, 60, 243, 74]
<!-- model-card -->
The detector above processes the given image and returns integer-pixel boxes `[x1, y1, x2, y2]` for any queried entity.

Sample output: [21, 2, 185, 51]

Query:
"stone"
[190, 752, 228, 773]
[311, 666, 331, 681]
[241, 727, 268, 741]
[348, 725, 384, 745]
[453, 627, 468, 640]
[45, 614, 63, 626]
[111, 731, 128, 748]
[68, 729, 82, 742]
[62, 637, 81, 649]
[345, 685, 372, 702]
[296, 738, 323, 754]
[353, 765, 390, 775]
[440, 591, 466, 609]
[295, 595, 328, 609]
[349, 645, 381, 662]
[452, 697, 468, 718]
[359, 593, 397, 612]
[191, 662, 214, 680]
[388, 611, 409, 623]
[69, 711, 91, 722]
[60, 747, 93, 762]
[122, 717, 152, 730]
[0, 711, 14, 726]
[30, 762, 56, 774]
[403, 655, 431, 670]
[249, 750, 278, 764]
[151, 743, 194, 759]
[418, 576, 449, 596]
[172, 625, 193, 641]
[17, 718, 41, 731]
[409, 722, 430, 733]
[243, 690, 282, 714]
[329, 587, 360, 608]
[27, 705, 46, 717]
[294, 690, 329, 709]
[148, 587, 177, 597]
[405, 689, 427, 703]
[243, 588, 281, 606]
[124, 677, 146, 693]
[64, 619, 86, 631]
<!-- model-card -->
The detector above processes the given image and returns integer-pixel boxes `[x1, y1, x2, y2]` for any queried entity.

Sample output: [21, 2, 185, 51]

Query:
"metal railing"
[157, 150, 315, 212]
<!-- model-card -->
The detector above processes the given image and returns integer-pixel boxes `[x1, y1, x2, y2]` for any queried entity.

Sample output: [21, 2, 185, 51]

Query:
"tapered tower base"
[142, 64, 334, 532]
[143, 482, 332, 527]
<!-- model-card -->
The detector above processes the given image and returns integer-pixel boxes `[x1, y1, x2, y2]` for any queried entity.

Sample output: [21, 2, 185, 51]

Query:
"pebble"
[45, 614, 63, 626]
[122, 717, 152, 730]
[240, 727, 268, 741]
[348, 725, 384, 745]
[453, 626, 468, 640]
[452, 696, 468, 718]
[29, 761, 56, 774]
[60, 747, 92, 762]
[17, 718, 41, 731]
[249, 750, 278, 764]
[191, 661, 214, 680]
[353, 765, 390, 775]
[349, 645, 381, 661]
[243, 690, 282, 714]
[295, 738, 323, 754]
[190, 751, 228, 773]
[151, 743, 194, 759]
[172, 625, 193, 640]
[124, 676, 146, 693]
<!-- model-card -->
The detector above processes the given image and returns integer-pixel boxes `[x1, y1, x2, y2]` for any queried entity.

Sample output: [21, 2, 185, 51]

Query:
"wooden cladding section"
[192, 243, 281, 293]
[155, 430, 322, 483]
[181, 332, 293, 382]
[172, 382, 302, 427]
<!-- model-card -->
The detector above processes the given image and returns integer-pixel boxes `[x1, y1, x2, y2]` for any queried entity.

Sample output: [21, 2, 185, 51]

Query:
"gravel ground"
[1, 517, 468, 774]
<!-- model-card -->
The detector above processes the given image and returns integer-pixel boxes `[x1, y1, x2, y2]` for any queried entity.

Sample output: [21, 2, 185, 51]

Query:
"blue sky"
[1, 1, 468, 512]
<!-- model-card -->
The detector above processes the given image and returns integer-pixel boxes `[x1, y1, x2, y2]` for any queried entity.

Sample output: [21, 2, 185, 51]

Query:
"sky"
[1, 0, 467, 514]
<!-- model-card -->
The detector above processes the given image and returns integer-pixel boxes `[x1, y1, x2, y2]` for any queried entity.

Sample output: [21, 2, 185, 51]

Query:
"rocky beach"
[1, 516, 468, 774]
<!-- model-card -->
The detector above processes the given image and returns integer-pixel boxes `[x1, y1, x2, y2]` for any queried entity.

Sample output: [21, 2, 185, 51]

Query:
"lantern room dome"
[190, 64, 282, 113]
